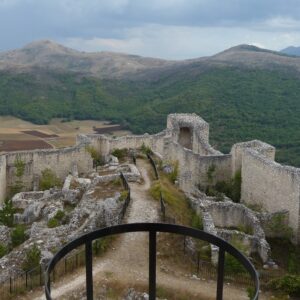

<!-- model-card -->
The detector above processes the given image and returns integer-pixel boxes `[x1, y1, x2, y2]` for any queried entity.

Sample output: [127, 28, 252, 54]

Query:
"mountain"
[281, 46, 300, 56]
[0, 40, 176, 78]
[1, 41, 300, 167]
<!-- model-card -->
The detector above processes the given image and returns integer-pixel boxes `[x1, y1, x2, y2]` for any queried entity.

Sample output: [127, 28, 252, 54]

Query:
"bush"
[111, 148, 128, 160]
[268, 275, 300, 296]
[85, 145, 103, 166]
[39, 168, 62, 190]
[224, 254, 246, 274]
[0, 243, 8, 258]
[167, 161, 179, 183]
[140, 143, 152, 155]
[11, 224, 28, 247]
[119, 190, 129, 202]
[54, 210, 65, 221]
[0, 198, 16, 227]
[47, 218, 59, 228]
[191, 212, 203, 230]
[22, 244, 41, 271]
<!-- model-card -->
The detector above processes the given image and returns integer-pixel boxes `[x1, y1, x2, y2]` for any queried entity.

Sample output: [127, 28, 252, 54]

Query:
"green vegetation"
[10, 157, 26, 196]
[140, 143, 152, 155]
[22, 244, 41, 271]
[166, 161, 179, 183]
[0, 243, 8, 258]
[11, 224, 28, 247]
[267, 275, 300, 297]
[85, 145, 103, 167]
[268, 238, 300, 275]
[1, 66, 300, 166]
[118, 190, 129, 202]
[205, 170, 242, 202]
[93, 236, 114, 256]
[111, 148, 128, 161]
[39, 168, 62, 190]
[0, 198, 16, 227]
[47, 210, 65, 228]
[267, 214, 293, 239]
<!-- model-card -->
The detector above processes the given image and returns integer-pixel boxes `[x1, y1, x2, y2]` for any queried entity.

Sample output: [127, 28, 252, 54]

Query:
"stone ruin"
[0, 155, 141, 283]
[0, 113, 299, 281]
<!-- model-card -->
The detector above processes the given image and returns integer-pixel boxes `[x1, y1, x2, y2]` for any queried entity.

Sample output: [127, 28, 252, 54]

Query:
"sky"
[0, 0, 300, 59]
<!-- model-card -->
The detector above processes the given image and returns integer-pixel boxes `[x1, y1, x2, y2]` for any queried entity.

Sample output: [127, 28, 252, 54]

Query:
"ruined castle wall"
[167, 113, 221, 156]
[241, 149, 300, 243]
[166, 141, 232, 193]
[0, 156, 6, 203]
[87, 131, 168, 157]
[5, 145, 93, 191]
[231, 140, 275, 174]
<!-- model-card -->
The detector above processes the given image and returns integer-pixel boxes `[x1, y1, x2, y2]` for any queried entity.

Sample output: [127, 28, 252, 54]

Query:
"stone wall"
[231, 140, 275, 174]
[3, 143, 93, 200]
[241, 149, 300, 243]
[0, 156, 6, 203]
[165, 141, 232, 193]
[87, 131, 168, 158]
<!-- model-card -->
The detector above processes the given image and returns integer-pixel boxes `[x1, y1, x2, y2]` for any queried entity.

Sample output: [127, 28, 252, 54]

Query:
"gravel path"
[23, 159, 266, 300]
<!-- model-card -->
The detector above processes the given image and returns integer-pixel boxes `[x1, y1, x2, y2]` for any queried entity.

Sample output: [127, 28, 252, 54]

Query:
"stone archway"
[178, 127, 192, 149]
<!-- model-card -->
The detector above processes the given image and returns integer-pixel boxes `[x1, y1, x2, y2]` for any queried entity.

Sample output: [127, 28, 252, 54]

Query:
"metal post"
[40, 265, 42, 285]
[197, 252, 200, 276]
[85, 240, 93, 300]
[216, 248, 225, 300]
[149, 231, 156, 300]
[25, 271, 28, 289]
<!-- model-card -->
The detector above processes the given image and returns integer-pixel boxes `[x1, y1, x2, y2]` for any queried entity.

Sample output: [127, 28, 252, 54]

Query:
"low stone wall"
[188, 195, 271, 263]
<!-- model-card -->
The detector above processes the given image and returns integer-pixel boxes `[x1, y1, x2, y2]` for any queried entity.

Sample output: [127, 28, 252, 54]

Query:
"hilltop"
[0, 41, 300, 166]
[281, 46, 300, 56]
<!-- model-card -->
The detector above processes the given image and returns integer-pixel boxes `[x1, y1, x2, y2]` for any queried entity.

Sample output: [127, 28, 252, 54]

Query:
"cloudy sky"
[0, 0, 300, 59]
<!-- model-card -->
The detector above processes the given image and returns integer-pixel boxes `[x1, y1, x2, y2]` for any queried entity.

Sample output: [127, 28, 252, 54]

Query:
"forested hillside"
[1, 64, 300, 166]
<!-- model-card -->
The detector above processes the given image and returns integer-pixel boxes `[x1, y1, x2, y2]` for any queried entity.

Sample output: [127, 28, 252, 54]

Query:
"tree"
[39, 168, 62, 190]
[0, 198, 16, 227]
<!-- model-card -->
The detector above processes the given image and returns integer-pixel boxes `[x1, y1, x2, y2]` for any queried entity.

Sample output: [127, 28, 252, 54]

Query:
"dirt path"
[24, 159, 266, 300]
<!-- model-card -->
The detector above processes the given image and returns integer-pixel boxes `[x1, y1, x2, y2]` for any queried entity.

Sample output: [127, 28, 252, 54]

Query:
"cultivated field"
[0, 116, 131, 152]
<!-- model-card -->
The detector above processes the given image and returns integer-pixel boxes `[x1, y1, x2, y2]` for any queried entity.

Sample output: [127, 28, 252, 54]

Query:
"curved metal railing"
[45, 223, 259, 300]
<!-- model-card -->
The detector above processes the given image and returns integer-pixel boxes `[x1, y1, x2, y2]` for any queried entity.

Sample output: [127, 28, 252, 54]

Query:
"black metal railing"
[119, 172, 131, 219]
[45, 223, 259, 300]
[147, 153, 159, 180]
[160, 192, 166, 222]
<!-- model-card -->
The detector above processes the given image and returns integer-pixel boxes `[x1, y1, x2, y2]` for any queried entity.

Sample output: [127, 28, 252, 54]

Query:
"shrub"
[111, 148, 128, 160]
[191, 212, 203, 230]
[0, 243, 8, 258]
[246, 287, 255, 299]
[39, 168, 62, 190]
[47, 218, 59, 228]
[119, 190, 129, 202]
[267, 275, 300, 296]
[85, 145, 103, 166]
[22, 244, 41, 271]
[0, 198, 16, 227]
[54, 210, 65, 221]
[11, 224, 28, 247]
[224, 254, 246, 274]
[167, 161, 179, 183]
[140, 143, 152, 155]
